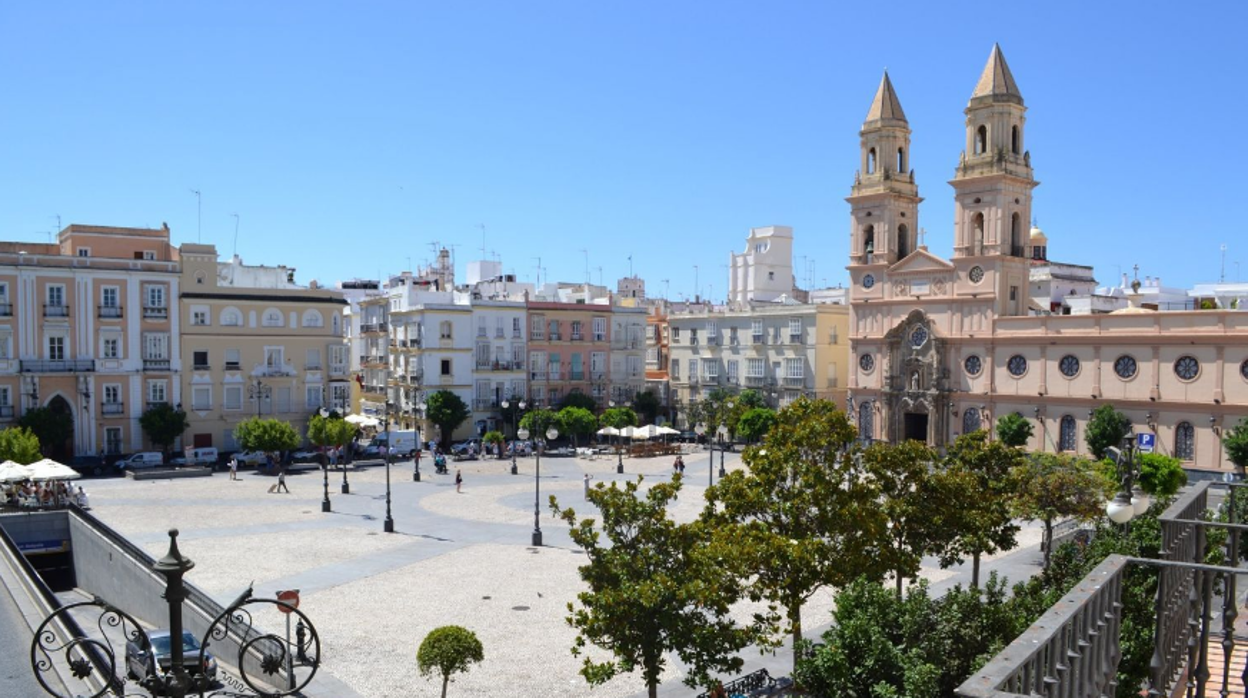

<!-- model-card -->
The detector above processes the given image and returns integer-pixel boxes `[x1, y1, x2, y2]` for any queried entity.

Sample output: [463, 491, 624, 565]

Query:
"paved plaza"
[73, 449, 1045, 698]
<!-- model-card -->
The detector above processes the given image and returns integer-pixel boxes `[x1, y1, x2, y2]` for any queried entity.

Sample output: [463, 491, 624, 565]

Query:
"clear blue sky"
[2, 1, 1245, 299]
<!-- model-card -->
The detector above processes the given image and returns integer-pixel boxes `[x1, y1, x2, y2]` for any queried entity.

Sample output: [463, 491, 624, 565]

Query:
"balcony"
[0, 405, 13, 419]
[193, 363, 211, 371]
[782, 375, 806, 387]
[361, 354, 387, 366]
[752, 335, 765, 345]
[361, 383, 387, 395]
[44, 304, 69, 318]
[21, 359, 95, 373]
[0, 303, 11, 317]
[571, 333, 583, 342]
[361, 322, 388, 334]
[224, 361, 241, 371]
[473, 399, 497, 411]
[101, 402, 124, 416]
[329, 363, 347, 376]
[143, 305, 168, 320]
[744, 375, 771, 386]
[530, 371, 548, 381]
[549, 333, 562, 341]
[788, 334, 804, 345]
[142, 358, 171, 371]
[98, 305, 123, 319]
[530, 331, 545, 341]
[306, 363, 322, 371]
[569, 371, 585, 381]
[392, 338, 421, 349]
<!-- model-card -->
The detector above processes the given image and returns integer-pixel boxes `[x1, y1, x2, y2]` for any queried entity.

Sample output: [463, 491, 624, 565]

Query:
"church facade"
[846, 46, 1248, 472]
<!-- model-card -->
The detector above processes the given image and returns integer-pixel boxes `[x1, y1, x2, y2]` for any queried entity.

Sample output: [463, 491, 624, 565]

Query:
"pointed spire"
[970, 43, 1023, 105]
[864, 70, 907, 126]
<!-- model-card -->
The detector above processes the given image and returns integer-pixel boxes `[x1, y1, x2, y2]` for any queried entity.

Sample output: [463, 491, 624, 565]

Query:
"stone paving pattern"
[75, 449, 1045, 698]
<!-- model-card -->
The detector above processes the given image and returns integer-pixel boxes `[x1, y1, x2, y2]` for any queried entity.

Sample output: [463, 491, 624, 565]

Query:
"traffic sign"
[276, 589, 300, 614]
[1136, 433, 1156, 454]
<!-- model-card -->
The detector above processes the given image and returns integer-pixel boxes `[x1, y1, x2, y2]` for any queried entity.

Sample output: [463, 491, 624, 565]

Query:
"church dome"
[1029, 225, 1047, 243]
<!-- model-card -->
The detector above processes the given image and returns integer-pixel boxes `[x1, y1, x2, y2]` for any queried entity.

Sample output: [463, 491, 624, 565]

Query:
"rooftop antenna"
[661, 279, 670, 300]
[628, 255, 633, 278]
[579, 249, 589, 284]
[693, 265, 699, 302]
[1221, 243, 1228, 283]
[190, 189, 201, 242]
[597, 265, 603, 286]
[533, 257, 542, 287]
[478, 224, 487, 259]
[230, 213, 239, 257]
[53, 214, 61, 236]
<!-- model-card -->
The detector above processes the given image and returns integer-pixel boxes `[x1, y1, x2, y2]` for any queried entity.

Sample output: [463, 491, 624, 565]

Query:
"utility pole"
[230, 213, 240, 257]
[190, 189, 201, 242]
[693, 265, 699, 302]
[1221, 243, 1228, 283]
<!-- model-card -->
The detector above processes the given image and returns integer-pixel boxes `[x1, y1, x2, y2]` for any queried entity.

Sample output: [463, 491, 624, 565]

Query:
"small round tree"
[482, 430, 504, 458]
[417, 625, 484, 698]
[995, 412, 1034, 448]
[1084, 404, 1131, 460]
[1224, 417, 1248, 476]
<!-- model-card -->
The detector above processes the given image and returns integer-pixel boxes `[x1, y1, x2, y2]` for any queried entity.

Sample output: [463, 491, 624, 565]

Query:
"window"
[592, 317, 606, 341]
[264, 346, 284, 371]
[440, 321, 453, 339]
[103, 385, 120, 405]
[224, 386, 243, 411]
[102, 337, 120, 359]
[192, 309, 209, 326]
[1175, 422, 1195, 460]
[47, 336, 65, 361]
[1174, 356, 1200, 381]
[441, 359, 451, 376]
[785, 358, 804, 379]
[275, 387, 292, 413]
[548, 353, 561, 380]
[751, 320, 764, 343]
[1007, 355, 1027, 377]
[1011, 125, 1020, 155]
[962, 407, 982, 434]
[142, 251, 156, 261]
[101, 287, 119, 309]
[495, 317, 504, 338]
[1114, 355, 1138, 380]
[704, 359, 718, 378]
[148, 381, 167, 404]
[972, 213, 985, 253]
[689, 358, 698, 380]
[477, 317, 487, 337]
[897, 224, 909, 259]
[858, 354, 874, 372]
[302, 310, 323, 328]
[104, 427, 123, 455]
[530, 316, 544, 339]
[329, 345, 347, 373]
[1059, 416, 1077, 451]
[788, 318, 802, 338]
[670, 359, 680, 380]
[863, 225, 875, 256]
[1011, 213, 1023, 256]
[570, 353, 584, 380]
[221, 308, 242, 326]
[689, 328, 699, 345]
[306, 386, 323, 410]
[747, 358, 765, 377]
[512, 317, 522, 338]
[47, 284, 65, 307]
[262, 309, 283, 327]
[224, 348, 241, 371]
[727, 360, 739, 383]
[867, 147, 877, 174]
[858, 401, 874, 440]
[1059, 355, 1080, 378]
[571, 321, 583, 340]
[193, 351, 209, 370]
[77, 248, 91, 258]
[671, 327, 681, 342]
[145, 285, 165, 308]
[768, 271, 775, 281]
[192, 386, 211, 411]
[897, 147, 905, 172]
[975, 125, 987, 155]
[329, 383, 350, 411]
[0, 386, 10, 408]
[306, 348, 322, 370]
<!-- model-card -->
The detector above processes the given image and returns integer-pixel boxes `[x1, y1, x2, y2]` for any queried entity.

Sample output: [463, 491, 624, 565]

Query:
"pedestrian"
[229, 456, 238, 481]
[455, 468, 463, 493]
[328, 447, 337, 468]
[276, 468, 290, 494]
[76, 486, 89, 509]
[583, 473, 593, 500]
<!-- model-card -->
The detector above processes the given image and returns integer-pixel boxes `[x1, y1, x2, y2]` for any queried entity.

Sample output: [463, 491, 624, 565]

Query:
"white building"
[728, 225, 796, 304]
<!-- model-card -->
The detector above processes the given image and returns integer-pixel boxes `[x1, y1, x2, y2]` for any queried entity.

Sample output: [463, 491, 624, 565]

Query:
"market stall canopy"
[26, 459, 81, 481]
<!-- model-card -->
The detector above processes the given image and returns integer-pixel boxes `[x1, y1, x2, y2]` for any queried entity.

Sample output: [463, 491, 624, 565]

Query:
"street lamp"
[1105, 434, 1150, 525]
[413, 401, 427, 482]
[609, 400, 624, 474]
[720, 401, 734, 478]
[520, 424, 559, 546]
[502, 399, 526, 475]
[381, 401, 396, 533]
[318, 408, 332, 513]
[694, 423, 711, 487]
[247, 379, 271, 417]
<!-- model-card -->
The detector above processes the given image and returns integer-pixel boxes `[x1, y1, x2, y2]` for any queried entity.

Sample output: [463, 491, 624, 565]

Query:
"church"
[846, 45, 1248, 472]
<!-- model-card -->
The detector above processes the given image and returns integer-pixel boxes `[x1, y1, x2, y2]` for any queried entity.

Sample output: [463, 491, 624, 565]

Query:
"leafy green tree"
[735, 407, 776, 444]
[631, 390, 661, 425]
[482, 430, 504, 457]
[498, 396, 527, 437]
[1085, 404, 1132, 459]
[139, 403, 190, 457]
[0, 426, 41, 464]
[704, 397, 884, 674]
[861, 440, 940, 595]
[1134, 452, 1187, 497]
[994, 412, 1034, 448]
[417, 625, 484, 698]
[553, 476, 753, 697]
[18, 407, 73, 457]
[426, 390, 471, 446]
[559, 391, 598, 412]
[599, 406, 638, 430]
[307, 413, 356, 468]
[558, 407, 597, 449]
[1010, 453, 1114, 569]
[234, 417, 300, 455]
[933, 431, 1025, 587]
[735, 389, 766, 410]
[519, 408, 560, 437]
[1223, 417, 1248, 475]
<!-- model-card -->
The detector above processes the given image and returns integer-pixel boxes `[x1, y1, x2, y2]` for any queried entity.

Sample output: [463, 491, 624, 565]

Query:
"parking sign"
[1137, 433, 1156, 454]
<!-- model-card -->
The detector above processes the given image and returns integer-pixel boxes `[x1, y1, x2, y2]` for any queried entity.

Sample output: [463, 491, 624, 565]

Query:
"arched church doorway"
[903, 412, 928, 442]
[46, 395, 75, 463]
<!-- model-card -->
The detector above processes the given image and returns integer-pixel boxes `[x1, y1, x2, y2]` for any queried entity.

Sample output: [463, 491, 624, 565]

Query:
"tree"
[735, 407, 777, 444]
[553, 476, 753, 697]
[1223, 417, 1248, 475]
[559, 391, 598, 413]
[1085, 404, 1132, 460]
[18, 407, 72, 457]
[631, 390, 661, 425]
[519, 408, 560, 438]
[861, 440, 941, 595]
[933, 431, 1025, 587]
[735, 389, 767, 410]
[307, 413, 356, 468]
[0, 427, 41, 464]
[139, 403, 189, 457]
[599, 406, 638, 430]
[417, 625, 484, 698]
[1010, 453, 1114, 568]
[995, 412, 1034, 448]
[482, 430, 504, 457]
[704, 397, 885, 675]
[557, 407, 597, 449]
[426, 390, 471, 446]
[1133, 452, 1187, 498]
[498, 396, 527, 437]
[234, 417, 300, 455]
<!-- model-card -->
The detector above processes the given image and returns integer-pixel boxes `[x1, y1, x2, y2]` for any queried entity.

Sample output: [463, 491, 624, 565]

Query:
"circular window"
[1174, 355, 1200, 381]
[910, 326, 929, 348]
[862, 274, 875, 290]
[1242, 359, 1248, 381]
[1007, 354, 1028, 377]
[969, 266, 985, 284]
[964, 355, 982, 376]
[859, 354, 875, 372]
[1058, 355, 1080, 378]
[1114, 355, 1138, 380]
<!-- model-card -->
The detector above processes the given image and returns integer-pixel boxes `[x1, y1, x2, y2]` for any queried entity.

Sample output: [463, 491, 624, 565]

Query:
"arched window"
[897, 224, 909, 259]
[962, 407, 982, 434]
[858, 401, 874, 442]
[897, 147, 905, 172]
[863, 225, 875, 256]
[867, 148, 877, 174]
[1011, 125, 1020, 154]
[972, 213, 985, 254]
[975, 125, 988, 155]
[261, 307, 283, 327]
[1011, 213, 1023, 256]
[302, 310, 324, 328]
[220, 306, 243, 327]
[1175, 422, 1195, 460]
[1059, 415, 1077, 451]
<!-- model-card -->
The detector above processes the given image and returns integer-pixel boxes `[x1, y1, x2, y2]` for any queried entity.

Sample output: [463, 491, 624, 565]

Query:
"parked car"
[70, 456, 111, 478]
[170, 447, 219, 468]
[450, 439, 482, 456]
[114, 452, 165, 470]
[233, 451, 269, 467]
[125, 629, 218, 693]
[290, 448, 321, 463]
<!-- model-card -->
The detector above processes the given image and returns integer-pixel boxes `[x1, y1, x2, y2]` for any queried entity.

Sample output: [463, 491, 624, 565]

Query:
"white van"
[117, 452, 165, 469]
[172, 447, 219, 467]
[372, 430, 419, 457]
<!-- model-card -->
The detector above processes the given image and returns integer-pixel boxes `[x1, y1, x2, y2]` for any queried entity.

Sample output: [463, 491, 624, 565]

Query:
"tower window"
[897, 147, 905, 172]
[972, 213, 985, 254]
[867, 148, 876, 174]
[1011, 213, 1023, 256]
[897, 224, 909, 259]
[975, 125, 988, 155]
[1011, 125, 1020, 155]
[863, 225, 875, 257]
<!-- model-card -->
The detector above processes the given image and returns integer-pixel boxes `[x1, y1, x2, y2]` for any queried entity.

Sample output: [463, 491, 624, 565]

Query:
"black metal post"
[321, 452, 331, 513]
[532, 441, 543, 547]
[384, 411, 394, 533]
[510, 410, 518, 475]
[152, 529, 194, 698]
[719, 435, 727, 478]
[341, 448, 350, 494]
[617, 434, 624, 474]
[413, 449, 421, 482]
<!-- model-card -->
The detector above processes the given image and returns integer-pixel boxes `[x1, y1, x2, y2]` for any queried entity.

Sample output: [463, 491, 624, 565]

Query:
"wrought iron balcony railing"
[142, 305, 168, 319]
[43, 304, 69, 317]
[21, 359, 95, 373]
[97, 305, 122, 318]
[101, 401, 124, 416]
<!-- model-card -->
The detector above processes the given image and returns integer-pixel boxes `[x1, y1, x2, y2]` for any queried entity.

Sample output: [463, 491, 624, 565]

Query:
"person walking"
[455, 468, 463, 493]
[229, 456, 239, 481]
[275, 468, 290, 494]
[583, 473, 593, 500]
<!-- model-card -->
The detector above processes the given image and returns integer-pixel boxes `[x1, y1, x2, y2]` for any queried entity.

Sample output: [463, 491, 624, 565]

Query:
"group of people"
[3, 480, 88, 509]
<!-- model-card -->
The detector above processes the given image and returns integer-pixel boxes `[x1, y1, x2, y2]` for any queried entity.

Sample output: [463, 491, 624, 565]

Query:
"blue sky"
[2, 1, 1245, 299]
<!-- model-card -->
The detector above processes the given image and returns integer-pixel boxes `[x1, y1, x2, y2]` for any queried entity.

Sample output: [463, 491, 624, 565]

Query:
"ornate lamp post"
[151, 529, 195, 696]
[413, 400, 427, 482]
[520, 425, 559, 546]
[609, 400, 624, 474]
[720, 400, 734, 478]
[502, 398, 525, 475]
[247, 378, 271, 417]
[318, 409, 332, 513]
[383, 400, 395, 533]
[1105, 434, 1150, 527]
[694, 423, 711, 488]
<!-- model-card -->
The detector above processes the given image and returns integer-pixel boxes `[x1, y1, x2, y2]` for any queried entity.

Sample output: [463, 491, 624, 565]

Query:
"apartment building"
[178, 245, 348, 451]
[0, 224, 180, 460]
[525, 301, 645, 409]
[644, 305, 671, 416]
[667, 302, 849, 425]
[468, 301, 527, 432]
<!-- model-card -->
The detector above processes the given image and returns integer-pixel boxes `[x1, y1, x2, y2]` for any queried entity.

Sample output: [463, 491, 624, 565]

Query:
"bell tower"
[950, 44, 1038, 315]
[847, 71, 922, 273]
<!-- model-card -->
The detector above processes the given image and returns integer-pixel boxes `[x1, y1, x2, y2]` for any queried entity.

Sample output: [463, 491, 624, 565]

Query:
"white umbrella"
[596, 426, 619, 437]
[345, 414, 380, 427]
[0, 460, 33, 483]
[656, 426, 681, 436]
[26, 459, 81, 481]
[632, 425, 662, 440]
[618, 426, 637, 439]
